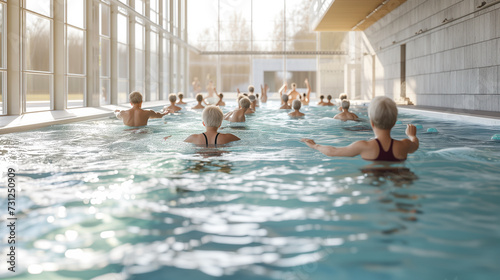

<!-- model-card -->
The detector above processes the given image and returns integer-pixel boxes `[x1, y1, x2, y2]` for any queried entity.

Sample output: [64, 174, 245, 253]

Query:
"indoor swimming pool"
[1, 101, 500, 280]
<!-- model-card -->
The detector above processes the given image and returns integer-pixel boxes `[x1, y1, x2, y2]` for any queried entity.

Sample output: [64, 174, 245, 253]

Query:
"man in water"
[333, 100, 358, 121]
[114, 91, 168, 127]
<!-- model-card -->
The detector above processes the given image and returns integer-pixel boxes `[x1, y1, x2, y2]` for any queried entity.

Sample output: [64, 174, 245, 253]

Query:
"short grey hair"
[282, 94, 289, 102]
[292, 99, 301, 110]
[239, 97, 251, 109]
[248, 95, 256, 101]
[169, 93, 177, 103]
[368, 96, 398, 130]
[129, 91, 143, 104]
[341, 100, 350, 110]
[202, 105, 223, 127]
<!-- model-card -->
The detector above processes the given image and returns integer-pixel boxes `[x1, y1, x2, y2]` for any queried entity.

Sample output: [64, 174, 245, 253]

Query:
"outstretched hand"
[300, 138, 317, 148]
[406, 124, 417, 137]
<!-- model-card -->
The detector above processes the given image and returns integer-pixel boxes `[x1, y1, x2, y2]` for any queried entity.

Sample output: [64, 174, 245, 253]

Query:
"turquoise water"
[1, 101, 500, 280]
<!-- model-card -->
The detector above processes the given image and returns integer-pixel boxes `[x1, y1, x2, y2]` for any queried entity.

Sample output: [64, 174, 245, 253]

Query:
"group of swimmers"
[114, 84, 420, 162]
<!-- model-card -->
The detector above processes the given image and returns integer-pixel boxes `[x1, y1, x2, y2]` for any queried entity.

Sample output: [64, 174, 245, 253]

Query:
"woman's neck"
[373, 127, 391, 139]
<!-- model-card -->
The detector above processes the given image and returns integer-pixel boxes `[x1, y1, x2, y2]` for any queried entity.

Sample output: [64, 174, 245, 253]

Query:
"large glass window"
[150, 0, 159, 24]
[66, 0, 86, 108]
[100, 2, 111, 105]
[162, 37, 170, 99]
[117, 12, 129, 104]
[23, 0, 53, 112]
[0, 1, 5, 115]
[135, 21, 145, 95]
[162, 0, 170, 32]
[149, 30, 159, 101]
[134, 0, 144, 15]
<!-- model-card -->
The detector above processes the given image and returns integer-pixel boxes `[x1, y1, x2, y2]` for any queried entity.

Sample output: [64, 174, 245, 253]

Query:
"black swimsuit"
[202, 133, 220, 147]
[372, 139, 405, 162]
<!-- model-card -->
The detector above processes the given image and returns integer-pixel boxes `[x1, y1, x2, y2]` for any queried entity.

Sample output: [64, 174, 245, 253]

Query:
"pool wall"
[358, 0, 500, 112]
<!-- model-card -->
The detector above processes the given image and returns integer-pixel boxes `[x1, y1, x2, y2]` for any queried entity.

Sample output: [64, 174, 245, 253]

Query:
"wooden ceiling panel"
[313, 0, 407, 31]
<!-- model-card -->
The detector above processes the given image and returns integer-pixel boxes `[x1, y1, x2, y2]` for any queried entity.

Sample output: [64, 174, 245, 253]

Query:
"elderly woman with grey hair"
[184, 105, 240, 147]
[302, 96, 419, 162]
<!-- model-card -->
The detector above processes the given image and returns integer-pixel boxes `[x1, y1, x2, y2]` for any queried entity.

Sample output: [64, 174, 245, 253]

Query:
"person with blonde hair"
[287, 82, 300, 104]
[280, 94, 291, 109]
[333, 100, 358, 121]
[192, 93, 205, 109]
[289, 100, 305, 118]
[224, 97, 251, 123]
[302, 96, 419, 162]
[177, 92, 187, 105]
[162, 93, 182, 113]
[184, 106, 240, 147]
[338, 93, 348, 111]
[246, 95, 257, 114]
[114, 91, 168, 127]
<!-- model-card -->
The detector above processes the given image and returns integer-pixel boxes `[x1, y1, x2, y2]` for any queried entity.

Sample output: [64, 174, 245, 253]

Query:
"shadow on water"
[360, 163, 422, 234]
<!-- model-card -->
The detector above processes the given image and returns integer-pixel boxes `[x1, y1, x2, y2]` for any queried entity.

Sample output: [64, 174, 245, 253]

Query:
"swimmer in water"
[215, 93, 225, 107]
[323, 95, 335, 106]
[302, 96, 419, 162]
[280, 94, 291, 110]
[302, 78, 311, 105]
[246, 95, 257, 114]
[338, 93, 347, 111]
[192, 93, 205, 110]
[288, 100, 305, 118]
[317, 95, 325, 106]
[333, 100, 358, 121]
[177, 92, 187, 105]
[114, 91, 169, 127]
[162, 93, 182, 113]
[224, 96, 251, 123]
[184, 105, 240, 147]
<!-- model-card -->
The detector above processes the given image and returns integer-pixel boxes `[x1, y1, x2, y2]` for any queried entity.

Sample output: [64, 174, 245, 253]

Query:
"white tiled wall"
[360, 0, 500, 111]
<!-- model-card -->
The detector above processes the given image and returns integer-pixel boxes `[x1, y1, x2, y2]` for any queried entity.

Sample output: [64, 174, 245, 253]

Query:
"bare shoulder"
[184, 133, 201, 143]
[219, 133, 240, 143]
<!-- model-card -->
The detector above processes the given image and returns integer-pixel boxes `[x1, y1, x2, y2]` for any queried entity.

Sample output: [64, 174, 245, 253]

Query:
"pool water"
[1, 101, 500, 280]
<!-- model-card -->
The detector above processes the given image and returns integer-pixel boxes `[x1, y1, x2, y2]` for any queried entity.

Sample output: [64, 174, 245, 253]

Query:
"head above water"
[202, 105, 224, 128]
[239, 97, 251, 109]
[219, 93, 224, 99]
[327, 95, 332, 101]
[196, 93, 203, 102]
[320, 95, 324, 100]
[169, 93, 177, 103]
[129, 91, 143, 104]
[248, 95, 256, 102]
[282, 94, 289, 102]
[368, 96, 398, 130]
[339, 93, 348, 100]
[248, 85, 255, 93]
[178, 92, 184, 99]
[341, 100, 350, 110]
[292, 99, 301, 110]
[291, 83, 297, 89]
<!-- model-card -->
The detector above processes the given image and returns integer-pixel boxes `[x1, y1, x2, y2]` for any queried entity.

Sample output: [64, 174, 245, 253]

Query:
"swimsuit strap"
[202, 133, 208, 147]
[214, 133, 220, 146]
[374, 138, 401, 161]
[375, 138, 385, 151]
